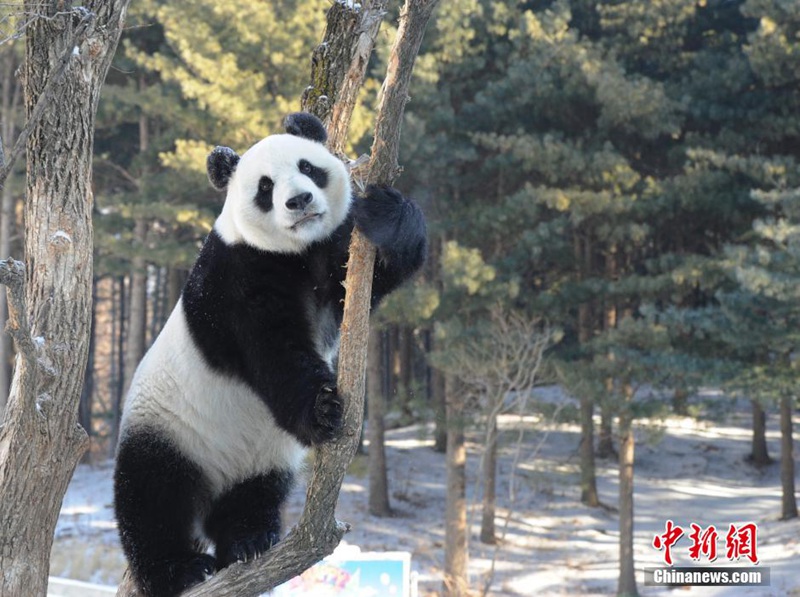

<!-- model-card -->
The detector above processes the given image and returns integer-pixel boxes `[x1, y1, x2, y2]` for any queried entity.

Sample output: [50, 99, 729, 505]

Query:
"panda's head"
[208, 113, 351, 254]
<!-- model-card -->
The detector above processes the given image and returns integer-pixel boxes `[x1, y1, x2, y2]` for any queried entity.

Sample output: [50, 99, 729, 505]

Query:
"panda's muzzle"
[286, 192, 313, 211]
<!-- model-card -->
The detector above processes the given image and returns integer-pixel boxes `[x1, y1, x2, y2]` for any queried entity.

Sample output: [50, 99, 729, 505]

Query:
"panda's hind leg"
[114, 427, 215, 596]
[205, 469, 294, 569]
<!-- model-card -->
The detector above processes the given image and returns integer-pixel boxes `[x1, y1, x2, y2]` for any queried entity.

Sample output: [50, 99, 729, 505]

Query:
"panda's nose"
[286, 192, 313, 211]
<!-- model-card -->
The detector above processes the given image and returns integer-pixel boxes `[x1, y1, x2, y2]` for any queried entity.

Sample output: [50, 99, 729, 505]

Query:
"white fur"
[121, 300, 307, 498]
[214, 134, 351, 254]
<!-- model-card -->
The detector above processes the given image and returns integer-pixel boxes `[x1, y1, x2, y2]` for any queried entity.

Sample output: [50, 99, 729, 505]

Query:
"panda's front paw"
[217, 530, 281, 569]
[310, 385, 343, 444]
[353, 184, 408, 247]
[153, 552, 215, 595]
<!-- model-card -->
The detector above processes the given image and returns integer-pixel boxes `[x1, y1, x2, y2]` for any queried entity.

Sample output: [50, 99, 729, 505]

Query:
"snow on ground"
[51, 395, 800, 595]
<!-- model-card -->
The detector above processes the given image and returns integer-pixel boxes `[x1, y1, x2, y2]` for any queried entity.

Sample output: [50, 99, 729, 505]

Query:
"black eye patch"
[255, 176, 274, 212]
[298, 159, 328, 189]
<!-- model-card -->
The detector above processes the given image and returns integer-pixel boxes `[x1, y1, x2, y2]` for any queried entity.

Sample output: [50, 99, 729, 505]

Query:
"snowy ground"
[51, 394, 800, 595]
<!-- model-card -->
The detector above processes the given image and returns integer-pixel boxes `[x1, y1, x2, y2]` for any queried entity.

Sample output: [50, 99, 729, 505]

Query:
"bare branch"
[0, 257, 34, 362]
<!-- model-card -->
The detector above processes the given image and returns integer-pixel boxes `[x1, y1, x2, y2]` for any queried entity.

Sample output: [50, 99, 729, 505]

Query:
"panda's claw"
[311, 385, 343, 443]
[219, 531, 281, 568]
[166, 552, 216, 593]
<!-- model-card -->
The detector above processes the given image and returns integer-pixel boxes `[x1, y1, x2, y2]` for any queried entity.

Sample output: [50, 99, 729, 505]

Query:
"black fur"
[114, 429, 215, 597]
[299, 158, 329, 189]
[283, 112, 327, 144]
[207, 146, 240, 191]
[205, 469, 294, 569]
[255, 176, 274, 212]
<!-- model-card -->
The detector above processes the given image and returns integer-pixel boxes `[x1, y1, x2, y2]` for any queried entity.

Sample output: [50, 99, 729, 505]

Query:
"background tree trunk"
[367, 325, 392, 516]
[579, 395, 600, 507]
[0, 2, 130, 594]
[444, 376, 469, 597]
[617, 387, 639, 597]
[0, 44, 21, 414]
[749, 399, 772, 466]
[598, 400, 616, 459]
[123, 217, 147, 395]
[575, 231, 599, 506]
[479, 417, 498, 544]
[779, 394, 798, 520]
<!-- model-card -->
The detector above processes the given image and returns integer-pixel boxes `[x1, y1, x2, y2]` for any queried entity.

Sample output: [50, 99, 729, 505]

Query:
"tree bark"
[597, 400, 617, 459]
[574, 230, 599, 506]
[779, 394, 798, 520]
[432, 360, 447, 452]
[579, 396, 600, 507]
[617, 387, 639, 597]
[0, 3, 130, 595]
[444, 376, 469, 596]
[479, 417, 498, 545]
[749, 399, 772, 466]
[367, 324, 392, 516]
[79, 276, 99, 460]
[0, 44, 21, 414]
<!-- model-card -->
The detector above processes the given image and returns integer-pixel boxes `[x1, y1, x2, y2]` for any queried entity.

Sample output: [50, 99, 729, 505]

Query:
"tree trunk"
[597, 399, 617, 459]
[749, 399, 772, 466]
[0, 3, 129, 594]
[123, 218, 147, 395]
[574, 230, 599, 506]
[480, 417, 498, 545]
[432, 361, 447, 452]
[672, 386, 689, 416]
[110, 275, 126, 456]
[617, 388, 639, 597]
[0, 45, 21, 415]
[398, 326, 415, 422]
[779, 394, 798, 520]
[444, 376, 469, 597]
[79, 276, 98, 461]
[367, 325, 392, 516]
[579, 395, 600, 507]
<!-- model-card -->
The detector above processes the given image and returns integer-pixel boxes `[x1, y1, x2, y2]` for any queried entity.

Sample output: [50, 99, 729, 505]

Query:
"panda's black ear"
[207, 146, 240, 191]
[283, 112, 327, 144]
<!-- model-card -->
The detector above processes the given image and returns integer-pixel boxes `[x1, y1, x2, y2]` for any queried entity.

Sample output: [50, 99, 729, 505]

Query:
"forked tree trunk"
[617, 388, 639, 597]
[479, 417, 498, 544]
[779, 394, 798, 520]
[0, 3, 130, 595]
[749, 399, 772, 466]
[367, 325, 392, 516]
[444, 376, 469, 596]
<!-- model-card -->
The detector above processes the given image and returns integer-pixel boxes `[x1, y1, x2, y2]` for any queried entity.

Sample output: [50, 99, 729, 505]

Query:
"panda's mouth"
[289, 212, 323, 231]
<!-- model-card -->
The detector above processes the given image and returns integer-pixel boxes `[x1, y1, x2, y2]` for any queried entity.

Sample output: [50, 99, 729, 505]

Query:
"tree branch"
[0, 258, 34, 368]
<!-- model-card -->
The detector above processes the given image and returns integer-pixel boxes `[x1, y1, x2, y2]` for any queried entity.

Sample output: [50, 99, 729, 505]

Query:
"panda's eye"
[299, 160, 313, 175]
[258, 176, 274, 192]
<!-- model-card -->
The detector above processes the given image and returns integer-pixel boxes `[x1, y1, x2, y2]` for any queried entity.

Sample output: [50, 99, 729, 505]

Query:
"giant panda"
[113, 112, 427, 597]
